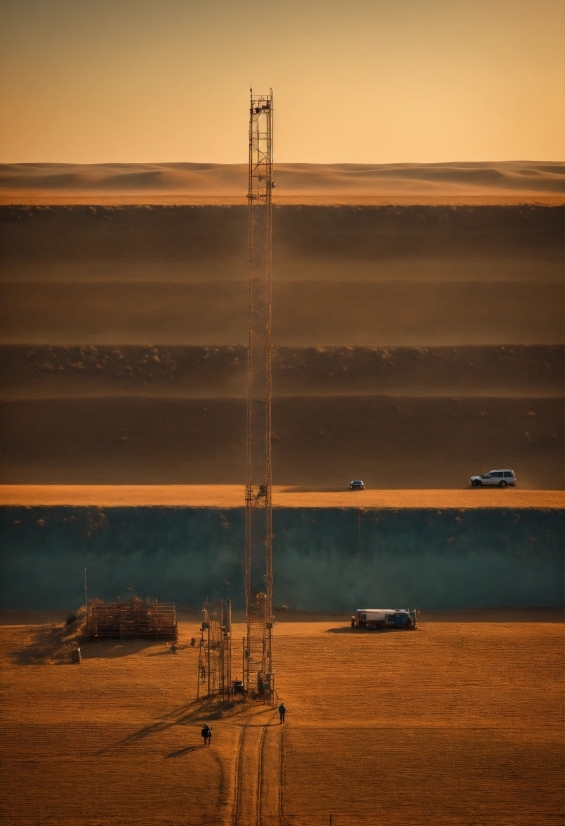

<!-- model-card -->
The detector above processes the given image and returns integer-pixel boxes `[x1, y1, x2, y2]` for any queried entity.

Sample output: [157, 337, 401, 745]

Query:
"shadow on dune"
[119, 700, 211, 746]
[95, 699, 247, 767]
[165, 745, 204, 758]
[324, 626, 421, 634]
[10, 623, 170, 665]
[10, 625, 74, 665]
[326, 626, 366, 634]
[10, 614, 87, 665]
[121, 696, 274, 748]
[280, 486, 347, 493]
[82, 640, 169, 659]
[146, 647, 183, 657]
[121, 698, 266, 744]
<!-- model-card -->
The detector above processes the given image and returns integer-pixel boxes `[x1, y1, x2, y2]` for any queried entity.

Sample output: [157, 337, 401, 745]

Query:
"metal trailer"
[351, 608, 417, 630]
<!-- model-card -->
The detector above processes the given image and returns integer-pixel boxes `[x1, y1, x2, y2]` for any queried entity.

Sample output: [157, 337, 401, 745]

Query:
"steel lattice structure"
[197, 598, 232, 700]
[245, 89, 274, 697]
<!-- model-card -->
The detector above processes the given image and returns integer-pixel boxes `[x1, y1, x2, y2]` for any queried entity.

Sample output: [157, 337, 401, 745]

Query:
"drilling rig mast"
[245, 88, 274, 697]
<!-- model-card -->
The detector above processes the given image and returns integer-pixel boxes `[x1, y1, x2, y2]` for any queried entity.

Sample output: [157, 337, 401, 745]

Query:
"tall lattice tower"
[245, 89, 274, 696]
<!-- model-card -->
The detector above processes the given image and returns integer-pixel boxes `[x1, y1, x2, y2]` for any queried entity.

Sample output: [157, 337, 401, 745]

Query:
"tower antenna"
[245, 88, 274, 698]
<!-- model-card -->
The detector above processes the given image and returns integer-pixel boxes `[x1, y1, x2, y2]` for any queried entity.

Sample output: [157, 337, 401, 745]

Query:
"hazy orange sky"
[0, 0, 563, 164]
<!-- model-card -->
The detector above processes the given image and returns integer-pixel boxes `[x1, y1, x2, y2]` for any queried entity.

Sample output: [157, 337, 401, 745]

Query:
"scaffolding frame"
[197, 598, 232, 701]
[245, 89, 274, 697]
[86, 598, 178, 641]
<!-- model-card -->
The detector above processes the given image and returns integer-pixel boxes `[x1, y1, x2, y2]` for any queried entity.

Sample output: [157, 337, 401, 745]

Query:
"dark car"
[349, 479, 365, 490]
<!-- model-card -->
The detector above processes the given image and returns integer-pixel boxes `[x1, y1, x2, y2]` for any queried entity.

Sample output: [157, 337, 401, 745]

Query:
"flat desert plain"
[1, 613, 563, 826]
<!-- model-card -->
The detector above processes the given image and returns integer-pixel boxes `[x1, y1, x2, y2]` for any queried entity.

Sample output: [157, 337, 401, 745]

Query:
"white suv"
[470, 469, 516, 488]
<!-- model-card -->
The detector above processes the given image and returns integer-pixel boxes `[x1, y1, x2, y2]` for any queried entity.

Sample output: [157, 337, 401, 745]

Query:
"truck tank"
[352, 608, 417, 630]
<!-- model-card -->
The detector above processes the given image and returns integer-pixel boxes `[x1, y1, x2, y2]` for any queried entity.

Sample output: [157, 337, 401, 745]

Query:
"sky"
[0, 0, 563, 164]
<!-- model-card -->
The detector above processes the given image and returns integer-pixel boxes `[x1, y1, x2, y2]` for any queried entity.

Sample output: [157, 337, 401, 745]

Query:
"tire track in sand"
[231, 721, 247, 826]
[256, 725, 267, 826]
[232, 712, 282, 826]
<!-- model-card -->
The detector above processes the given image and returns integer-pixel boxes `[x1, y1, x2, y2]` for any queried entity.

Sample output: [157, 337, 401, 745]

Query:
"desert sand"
[0, 614, 562, 825]
[0, 164, 563, 824]
[0, 484, 563, 509]
[1, 161, 563, 204]
[1, 188, 563, 489]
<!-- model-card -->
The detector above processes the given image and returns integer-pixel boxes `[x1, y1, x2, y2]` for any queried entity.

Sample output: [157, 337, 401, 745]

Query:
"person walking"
[201, 724, 212, 746]
[278, 703, 286, 723]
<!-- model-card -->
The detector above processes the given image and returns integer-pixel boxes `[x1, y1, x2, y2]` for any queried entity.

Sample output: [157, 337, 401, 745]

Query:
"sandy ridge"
[0, 485, 562, 509]
[1, 192, 562, 491]
[1, 161, 563, 205]
[3, 194, 563, 206]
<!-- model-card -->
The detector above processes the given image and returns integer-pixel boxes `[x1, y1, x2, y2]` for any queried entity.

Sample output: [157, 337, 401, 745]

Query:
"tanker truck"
[351, 608, 417, 630]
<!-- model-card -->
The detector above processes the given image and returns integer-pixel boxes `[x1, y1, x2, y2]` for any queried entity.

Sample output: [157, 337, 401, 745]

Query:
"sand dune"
[2, 344, 562, 488]
[1, 162, 563, 205]
[3, 205, 561, 348]
[3, 206, 560, 283]
[2, 279, 562, 346]
[1, 395, 562, 488]
[0, 201, 562, 488]
[0, 346, 563, 482]
[1, 345, 562, 399]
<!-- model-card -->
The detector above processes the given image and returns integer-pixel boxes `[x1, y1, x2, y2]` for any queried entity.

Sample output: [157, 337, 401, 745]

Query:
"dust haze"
[1, 193, 563, 489]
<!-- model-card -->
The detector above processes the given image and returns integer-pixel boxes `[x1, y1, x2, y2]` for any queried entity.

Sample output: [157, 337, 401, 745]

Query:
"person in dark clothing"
[201, 724, 212, 745]
[278, 703, 286, 723]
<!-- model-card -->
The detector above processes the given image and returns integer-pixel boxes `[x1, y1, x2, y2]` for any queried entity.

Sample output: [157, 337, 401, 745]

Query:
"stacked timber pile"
[87, 597, 178, 641]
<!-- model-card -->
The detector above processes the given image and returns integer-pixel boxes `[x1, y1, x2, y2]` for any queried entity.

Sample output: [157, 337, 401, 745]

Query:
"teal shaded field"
[0, 507, 562, 611]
